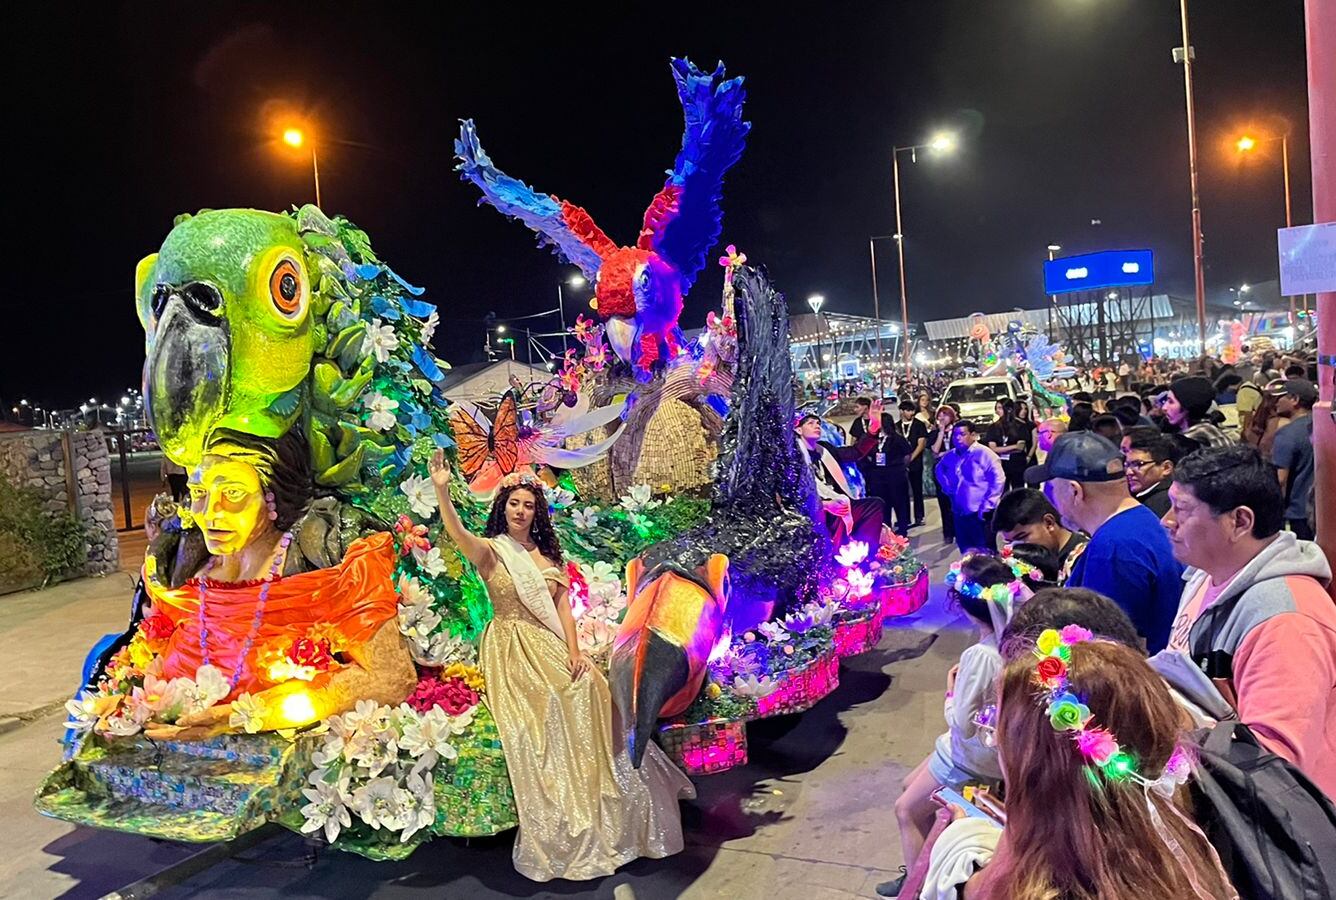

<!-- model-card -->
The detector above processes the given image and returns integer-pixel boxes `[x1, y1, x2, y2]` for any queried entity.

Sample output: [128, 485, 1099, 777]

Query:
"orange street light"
[278, 123, 321, 209]
[1234, 130, 1295, 322]
[1235, 134, 1256, 153]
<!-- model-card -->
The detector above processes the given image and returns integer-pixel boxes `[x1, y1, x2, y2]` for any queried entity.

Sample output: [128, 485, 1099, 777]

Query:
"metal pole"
[893, 150, 912, 380]
[557, 283, 569, 353]
[869, 238, 885, 394]
[312, 148, 322, 209]
[1283, 135, 1298, 327]
[1304, 0, 1335, 592]
[1179, 0, 1208, 355]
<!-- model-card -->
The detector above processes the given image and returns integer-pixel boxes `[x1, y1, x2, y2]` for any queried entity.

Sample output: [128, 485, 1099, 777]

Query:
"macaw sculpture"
[454, 58, 750, 380]
[611, 266, 831, 765]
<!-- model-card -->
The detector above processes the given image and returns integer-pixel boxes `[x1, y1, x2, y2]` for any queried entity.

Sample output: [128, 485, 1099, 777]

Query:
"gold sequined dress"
[478, 559, 695, 882]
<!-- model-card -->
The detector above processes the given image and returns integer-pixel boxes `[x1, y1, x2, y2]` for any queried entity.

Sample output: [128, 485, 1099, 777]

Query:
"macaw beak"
[610, 554, 729, 767]
[143, 281, 230, 466]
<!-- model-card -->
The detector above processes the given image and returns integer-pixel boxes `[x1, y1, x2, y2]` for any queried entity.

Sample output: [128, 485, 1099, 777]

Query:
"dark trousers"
[937, 490, 955, 542]
[1288, 518, 1315, 541]
[828, 497, 886, 548]
[907, 464, 925, 522]
[952, 508, 995, 554]
[866, 470, 911, 537]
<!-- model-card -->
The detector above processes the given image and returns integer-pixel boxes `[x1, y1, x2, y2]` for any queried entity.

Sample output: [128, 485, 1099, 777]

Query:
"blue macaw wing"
[639, 59, 750, 293]
[454, 120, 606, 280]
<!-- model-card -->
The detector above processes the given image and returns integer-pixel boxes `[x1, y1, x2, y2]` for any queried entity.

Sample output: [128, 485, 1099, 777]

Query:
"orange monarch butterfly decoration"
[447, 392, 521, 493]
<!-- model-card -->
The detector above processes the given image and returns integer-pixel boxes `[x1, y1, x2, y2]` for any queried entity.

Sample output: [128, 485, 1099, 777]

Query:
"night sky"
[6, 1, 1312, 410]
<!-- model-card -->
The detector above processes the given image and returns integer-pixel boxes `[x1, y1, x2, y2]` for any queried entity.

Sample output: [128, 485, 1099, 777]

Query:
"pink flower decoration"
[1059, 624, 1094, 645]
[1075, 727, 1119, 765]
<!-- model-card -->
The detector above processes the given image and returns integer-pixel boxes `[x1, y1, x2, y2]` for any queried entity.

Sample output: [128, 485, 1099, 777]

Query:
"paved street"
[0, 509, 970, 900]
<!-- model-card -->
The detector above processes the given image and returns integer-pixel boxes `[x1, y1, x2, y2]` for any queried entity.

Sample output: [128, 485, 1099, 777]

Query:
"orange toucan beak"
[610, 554, 729, 767]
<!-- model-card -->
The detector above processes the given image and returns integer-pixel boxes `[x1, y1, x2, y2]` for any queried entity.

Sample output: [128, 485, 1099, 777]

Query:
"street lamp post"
[807, 294, 826, 389]
[282, 127, 321, 208]
[1046, 243, 1062, 343]
[1237, 132, 1296, 323]
[1175, 0, 1208, 355]
[556, 273, 587, 354]
[869, 235, 900, 394]
[890, 132, 957, 381]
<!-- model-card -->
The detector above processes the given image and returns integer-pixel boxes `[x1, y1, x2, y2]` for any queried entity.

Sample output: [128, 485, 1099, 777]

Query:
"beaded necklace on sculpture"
[196, 530, 294, 691]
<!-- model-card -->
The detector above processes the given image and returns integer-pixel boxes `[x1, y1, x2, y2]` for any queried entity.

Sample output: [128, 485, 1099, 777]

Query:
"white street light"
[807, 294, 825, 314]
[568, 274, 587, 288]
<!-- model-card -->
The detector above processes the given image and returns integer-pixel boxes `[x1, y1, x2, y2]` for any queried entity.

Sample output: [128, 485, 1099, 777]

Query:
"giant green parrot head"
[136, 210, 316, 466]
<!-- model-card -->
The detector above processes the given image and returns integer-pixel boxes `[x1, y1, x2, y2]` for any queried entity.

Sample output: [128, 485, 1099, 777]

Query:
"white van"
[940, 376, 1027, 425]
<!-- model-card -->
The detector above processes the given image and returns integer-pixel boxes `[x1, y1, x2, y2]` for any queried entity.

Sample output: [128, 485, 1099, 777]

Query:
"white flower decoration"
[101, 711, 145, 736]
[847, 569, 875, 599]
[619, 484, 662, 512]
[64, 693, 100, 732]
[835, 540, 869, 568]
[398, 772, 436, 843]
[364, 392, 399, 433]
[398, 603, 442, 645]
[399, 706, 461, 771]
[419, 310, 440, 347]
[361, 318, 401, 364]
[399, 474, 438, 519]
[351, 776, 407, 831]
[731, 674, 778, 698]
[228, 692, 269, 734]
[188, 664, 231, 712]
[411, 545, 448, 578]
[571, 506, 599, 530]
[548, 487, 577, 510]
[397, 574, 433, 609]
[757, 621, 788, 643]
[301, 775, 353, 843]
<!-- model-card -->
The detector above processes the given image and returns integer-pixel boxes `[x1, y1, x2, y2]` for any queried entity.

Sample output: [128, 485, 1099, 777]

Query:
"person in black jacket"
[1118, 427, 1184, 519]
[856, 405, 914, 537]
[894, 400, 930, 527]
[985, 398, 1032, 491]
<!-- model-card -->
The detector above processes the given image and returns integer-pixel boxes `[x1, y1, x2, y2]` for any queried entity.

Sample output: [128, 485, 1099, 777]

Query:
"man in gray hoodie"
[1160, 444, 1336, 799]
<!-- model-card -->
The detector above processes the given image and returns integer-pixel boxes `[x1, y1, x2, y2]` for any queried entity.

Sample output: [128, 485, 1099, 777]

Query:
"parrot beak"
[603, 315, 636, 363]
[143, 281, 229, 465]
[610, 554, 729, 768]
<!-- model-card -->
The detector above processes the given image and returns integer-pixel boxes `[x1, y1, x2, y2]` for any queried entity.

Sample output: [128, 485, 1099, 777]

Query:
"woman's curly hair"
[482, 482, 564, 564]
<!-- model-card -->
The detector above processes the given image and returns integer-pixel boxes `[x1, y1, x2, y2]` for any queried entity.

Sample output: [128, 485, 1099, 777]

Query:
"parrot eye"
[268, 258, 304, 316]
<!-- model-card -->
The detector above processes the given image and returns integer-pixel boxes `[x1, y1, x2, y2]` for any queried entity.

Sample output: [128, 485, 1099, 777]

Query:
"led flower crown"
[944, 553, 1037, 605]
[1032, 626, 1192, 788]
[497, 471, 545, 492]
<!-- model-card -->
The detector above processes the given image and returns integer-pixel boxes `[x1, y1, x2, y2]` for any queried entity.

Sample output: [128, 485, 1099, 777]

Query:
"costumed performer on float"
[132, 433, 415, 742]
[796, 399, 887, 548]
[427, 449, 693, 882]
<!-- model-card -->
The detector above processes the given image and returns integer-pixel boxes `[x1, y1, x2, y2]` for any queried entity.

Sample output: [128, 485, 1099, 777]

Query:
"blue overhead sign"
[1043, 249, 1154, 295]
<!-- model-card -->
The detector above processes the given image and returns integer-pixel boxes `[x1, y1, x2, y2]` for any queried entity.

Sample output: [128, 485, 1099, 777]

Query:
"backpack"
[1188, 721, 1336, 899]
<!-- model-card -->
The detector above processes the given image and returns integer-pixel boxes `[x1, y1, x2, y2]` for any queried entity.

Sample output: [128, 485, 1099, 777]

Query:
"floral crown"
[944, 552, 1037, 604]
[498, 471, 544, 492]
[1033, 626, 1192, 788]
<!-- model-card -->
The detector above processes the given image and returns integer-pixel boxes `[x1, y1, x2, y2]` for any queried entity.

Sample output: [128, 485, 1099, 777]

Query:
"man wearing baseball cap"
[1269, 378, 1319, 540]
[1026, 432, 1184, 652]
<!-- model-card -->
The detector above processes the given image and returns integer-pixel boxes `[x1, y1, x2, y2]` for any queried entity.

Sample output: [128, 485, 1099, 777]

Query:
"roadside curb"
[0, 700, 68, 736]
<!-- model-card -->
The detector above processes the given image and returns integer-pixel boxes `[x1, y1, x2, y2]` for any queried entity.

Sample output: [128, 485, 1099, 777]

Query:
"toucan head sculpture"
[609, 553, 729, 767]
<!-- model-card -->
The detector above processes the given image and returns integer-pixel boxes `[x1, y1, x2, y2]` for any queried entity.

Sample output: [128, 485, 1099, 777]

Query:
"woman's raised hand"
[428, 449, 453, 489]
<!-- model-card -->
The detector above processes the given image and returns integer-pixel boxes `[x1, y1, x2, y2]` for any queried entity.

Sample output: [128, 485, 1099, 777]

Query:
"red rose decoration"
[288, 637, 334, 671]
[139, 613, 175, 642]
[1036, 657, 1067, 685]
[437, 677, 480, 716]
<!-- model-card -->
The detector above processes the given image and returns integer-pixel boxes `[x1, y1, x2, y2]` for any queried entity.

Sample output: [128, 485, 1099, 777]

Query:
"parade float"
[965, 314, 1076, 416]
[36, 57, 927, 861]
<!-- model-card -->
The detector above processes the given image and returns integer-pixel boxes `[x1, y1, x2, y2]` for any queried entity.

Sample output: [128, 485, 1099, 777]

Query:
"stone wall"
[0, 429, 119, 577]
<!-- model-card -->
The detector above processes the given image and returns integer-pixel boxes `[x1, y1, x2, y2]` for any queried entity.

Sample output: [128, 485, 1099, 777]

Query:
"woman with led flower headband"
[949, 633, 1235, 899]
[880, 552, 1036, 897]
[428, 451, 692, 882]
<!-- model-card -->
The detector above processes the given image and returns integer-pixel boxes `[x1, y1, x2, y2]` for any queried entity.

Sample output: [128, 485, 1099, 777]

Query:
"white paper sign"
[1277, 222, 1336, 296]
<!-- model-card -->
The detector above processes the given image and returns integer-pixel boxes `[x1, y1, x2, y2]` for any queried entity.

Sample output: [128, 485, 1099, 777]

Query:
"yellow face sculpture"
[188, 457, 269, 555]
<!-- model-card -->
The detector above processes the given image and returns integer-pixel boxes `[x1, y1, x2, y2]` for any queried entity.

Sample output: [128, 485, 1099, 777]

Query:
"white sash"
[491, 535, 566, 640]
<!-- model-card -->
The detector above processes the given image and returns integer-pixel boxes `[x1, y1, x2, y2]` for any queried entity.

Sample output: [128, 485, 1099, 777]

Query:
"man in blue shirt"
[1025, 431, 1184, 653]
[1269, 378, 1317, 540]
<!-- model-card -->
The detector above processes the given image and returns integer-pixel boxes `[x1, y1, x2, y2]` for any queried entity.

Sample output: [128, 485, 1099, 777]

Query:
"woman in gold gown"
[429, 451, 694, 882]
